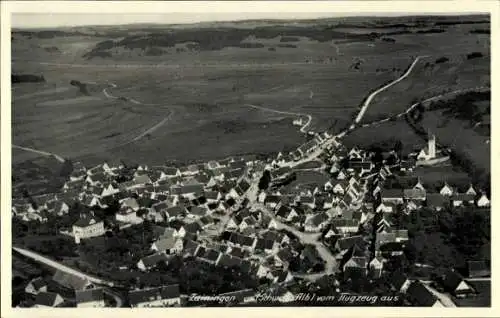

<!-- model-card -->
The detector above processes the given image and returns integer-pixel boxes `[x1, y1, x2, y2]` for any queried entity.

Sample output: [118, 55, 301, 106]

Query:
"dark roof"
[306, 212, 329, 226]
[188, 206, 207, 217]
[129, 285, 180, 306]
[276, 205, 292, 218]
[381, 188, 404, 198]
[229, 246, 245, 258]
[442, 270, 467, 291]
[183, 222, 202, 233]
[52, 270, 90, 291]
[254, 238, 275, 251]
[35, 291, 61, 307]
[228, 232, 255, 246]
[30, 277, 47, 290]
[238, 180, 251, 192]
[467, 261, 490, 278]
[218, 254, 242, 268]
[407, 281, 438, 306]
[450, 194, 475, 202]
[336, 235, 365, 251]
[141, 252, 171, 267]
[390, 271, 409, 290]
[75, 288, 104, 304]
[276, 248, 294, 262]
[166, 205, 185, 216]
[426, 193, 448, 207]
[181, 184, 204, 195]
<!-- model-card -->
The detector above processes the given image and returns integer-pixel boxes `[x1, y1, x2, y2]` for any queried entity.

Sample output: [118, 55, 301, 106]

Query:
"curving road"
[284, 56, 430, 168]
[254, 203, 338, 279]
[102, 82, 175, 147]
[245, 103, 312, 134]
[12, 145, 66, 163]
[356, 86, 490, 131]
[13, 246, 124, 307]
[352, 55, 428, 126]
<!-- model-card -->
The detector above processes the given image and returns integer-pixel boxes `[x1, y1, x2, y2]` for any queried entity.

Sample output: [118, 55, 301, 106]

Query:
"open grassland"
[360, 25, 489, 122]
[12, 17, 490, 167]
[342, 118, 425, 156]
[421, 109, 490, 174]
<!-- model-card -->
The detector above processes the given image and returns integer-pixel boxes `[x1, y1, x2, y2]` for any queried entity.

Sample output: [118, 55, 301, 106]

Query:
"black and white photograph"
[2, 0, 495, 312]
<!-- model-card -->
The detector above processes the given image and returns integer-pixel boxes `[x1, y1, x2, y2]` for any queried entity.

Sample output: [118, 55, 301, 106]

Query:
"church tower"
[428, 133, 436, 159]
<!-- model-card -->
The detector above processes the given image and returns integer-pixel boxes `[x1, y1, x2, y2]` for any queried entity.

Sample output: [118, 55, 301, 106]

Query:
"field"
[421, 109, 490, 175]
[11, 16, 491, 168]
[360, 24, 490, 122]
[342, 118, 426, 156]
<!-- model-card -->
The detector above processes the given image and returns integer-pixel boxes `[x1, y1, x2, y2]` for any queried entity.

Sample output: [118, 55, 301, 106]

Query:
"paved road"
[358, 86, 490, 130]
[245, 103, 312, 134]
[353, 55, 428, 125]
[13, 246, 124, 306]
[12, 145, 66, 163]
[13, 247, 113, 285]
[254, 203, 338, 278]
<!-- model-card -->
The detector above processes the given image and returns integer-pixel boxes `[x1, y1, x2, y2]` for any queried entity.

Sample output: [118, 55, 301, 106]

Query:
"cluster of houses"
[13, 126, 490, 307]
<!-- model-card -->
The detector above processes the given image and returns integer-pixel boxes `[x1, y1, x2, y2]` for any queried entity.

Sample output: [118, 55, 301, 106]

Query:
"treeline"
[470, 29, 490, 34]
[434, 19, 490, 26]
[12, 74, 45, 83]
[427, 91, 490, 123]
[467, 52, 484, 60]
[84, 26, 380, 55]
[13, 30, 90, 39]
[415, 28, 446, 34]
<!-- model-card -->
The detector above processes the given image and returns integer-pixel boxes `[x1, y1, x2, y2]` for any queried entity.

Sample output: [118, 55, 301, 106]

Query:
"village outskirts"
[12, 127, 491, 308]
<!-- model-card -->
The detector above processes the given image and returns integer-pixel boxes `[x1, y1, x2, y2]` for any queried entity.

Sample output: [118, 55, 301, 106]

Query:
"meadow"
[11, 16, 490, 168]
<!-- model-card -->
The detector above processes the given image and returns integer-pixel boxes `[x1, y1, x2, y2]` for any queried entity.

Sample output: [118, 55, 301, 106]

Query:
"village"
[11, 125, 491, 308]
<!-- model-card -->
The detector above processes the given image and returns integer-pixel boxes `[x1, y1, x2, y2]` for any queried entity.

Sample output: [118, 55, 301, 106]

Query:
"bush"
[435, 56, 449, 64]
[467, 52, 484, 60]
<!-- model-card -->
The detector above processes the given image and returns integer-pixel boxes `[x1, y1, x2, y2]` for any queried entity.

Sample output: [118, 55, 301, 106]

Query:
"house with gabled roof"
[52, 270, 93, 291]
[34, 291, 64, 308]
[129, 284, 181, 307]
[151, 237, 184, 255]
[426, 193, 448, 211]
[380, 188, 404, 204]
[465, 184, 477, 196]
[46, 200, 69, 216]
[467, 260, 490, 278]
[274, 247, 294, 270]
[116, 208, 143, 225]
[276, 205, 299, 223]
[331, 218, 359, 234]
[442, 270, 475, 297]
[450, 194, 475, 207]
[25, 277, 48, 295]
[369, 256, 385, 279]
[406, 281, 444, 307]
[476, 193, 490, 207]
[335, 235, 365, 254]
[75, 288, 105, 308]
[72, 215, 105, 242]
[389, 271, 411, 293]
[239, 215, 258, 232]
[342, 244, 367, 279]
[304, 212, 330, 232]
[439, 182, 454, 196]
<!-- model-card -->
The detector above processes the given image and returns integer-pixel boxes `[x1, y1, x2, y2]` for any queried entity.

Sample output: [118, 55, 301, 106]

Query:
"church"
[417, 133, 437, 161]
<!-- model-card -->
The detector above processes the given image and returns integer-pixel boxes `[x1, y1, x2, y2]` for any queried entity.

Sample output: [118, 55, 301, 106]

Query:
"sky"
[11, 12, 422, 28]
[11, 11, 481, 29]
